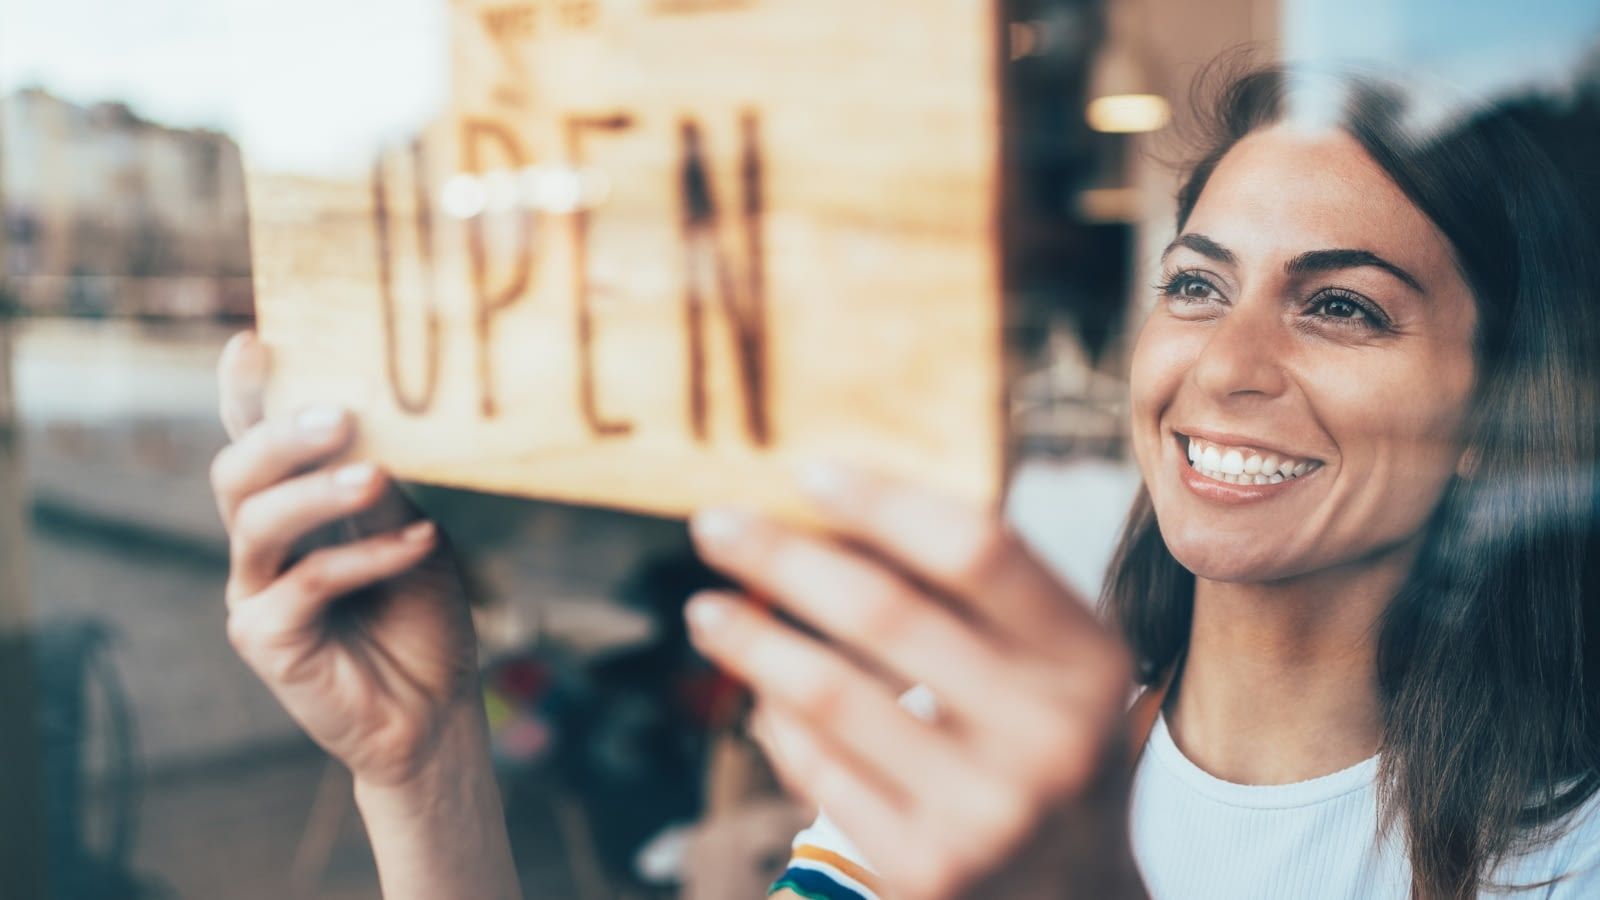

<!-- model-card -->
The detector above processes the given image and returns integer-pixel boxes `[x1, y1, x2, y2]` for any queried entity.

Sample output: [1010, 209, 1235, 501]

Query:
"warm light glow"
[1086, 93, 1171, 133]
[443, 165, 611, 218]
[532, 166, 585, 214]
[483, 170, 522, 213]
[441, 173, 487, 219]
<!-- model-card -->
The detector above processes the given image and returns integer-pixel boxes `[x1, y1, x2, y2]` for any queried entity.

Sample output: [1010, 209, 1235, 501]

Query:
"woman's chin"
[1160, 529, 1302, 585]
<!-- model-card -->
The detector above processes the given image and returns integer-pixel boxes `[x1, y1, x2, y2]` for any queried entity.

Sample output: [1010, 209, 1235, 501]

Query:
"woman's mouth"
[1175, 433, 1325, 502]
[1184, 435, 1323, 484]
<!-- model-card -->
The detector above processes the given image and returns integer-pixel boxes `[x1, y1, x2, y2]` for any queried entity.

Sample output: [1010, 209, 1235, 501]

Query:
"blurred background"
[0, 0, 1597, 897]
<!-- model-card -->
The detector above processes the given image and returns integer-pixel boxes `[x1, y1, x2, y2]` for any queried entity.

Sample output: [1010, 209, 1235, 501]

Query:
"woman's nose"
[1189, 296, 1290, 402]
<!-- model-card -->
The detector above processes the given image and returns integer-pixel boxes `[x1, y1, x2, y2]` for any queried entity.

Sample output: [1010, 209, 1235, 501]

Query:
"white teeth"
[1221, 449, 1245, 475]
[1184, 436, 1319, 486]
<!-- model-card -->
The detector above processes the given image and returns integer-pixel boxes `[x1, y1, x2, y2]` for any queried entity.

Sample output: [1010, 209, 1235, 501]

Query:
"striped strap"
[772, 843, 886, 899]
[770, 867, 871, 900]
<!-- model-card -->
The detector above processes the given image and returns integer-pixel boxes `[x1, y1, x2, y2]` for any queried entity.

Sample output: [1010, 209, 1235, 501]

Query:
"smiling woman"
[1106, 66, 1600, 898]
[755, 65, 1600, 900]
[202, 59, 1600, 900]
[1134, 121, 1480, 583]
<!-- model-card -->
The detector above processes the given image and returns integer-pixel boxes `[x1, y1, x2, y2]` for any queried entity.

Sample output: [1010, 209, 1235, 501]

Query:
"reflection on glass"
[0, 2, 1595, 898]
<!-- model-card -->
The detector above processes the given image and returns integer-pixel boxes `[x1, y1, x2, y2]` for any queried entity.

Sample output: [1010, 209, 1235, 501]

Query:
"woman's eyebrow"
[1286, 249, 1425, 294]
[1163, 235, 1426, 295]
[1162, 233, 1235, 265]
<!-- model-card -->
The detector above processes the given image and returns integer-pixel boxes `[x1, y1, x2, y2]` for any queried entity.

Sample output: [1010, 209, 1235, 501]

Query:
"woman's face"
[1130, 125, 1479, 583]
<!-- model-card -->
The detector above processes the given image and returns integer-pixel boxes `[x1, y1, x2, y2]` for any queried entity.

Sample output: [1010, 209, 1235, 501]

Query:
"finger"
[685, 591, 970, 804]
[228, 520, 439, 654]
[753, 704, 986, 900]
[751, 705, 905, 886]
[747, 704, 810, 800]
[343, 475, 423, 540]
[690, 509, 1006, 719]
[691, 513, 1122, 766]
[227, 461, 390, 601]
[211, 407, 353, 529]
[795, 463, 1101, 652]
[218, 331, 270, 440]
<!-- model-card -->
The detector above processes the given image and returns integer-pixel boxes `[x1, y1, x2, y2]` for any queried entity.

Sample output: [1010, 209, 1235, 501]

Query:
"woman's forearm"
[353, 704, 523, 900]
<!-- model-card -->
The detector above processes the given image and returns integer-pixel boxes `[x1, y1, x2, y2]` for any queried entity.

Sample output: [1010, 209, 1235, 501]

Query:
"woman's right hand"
[210, 331, 482, 788]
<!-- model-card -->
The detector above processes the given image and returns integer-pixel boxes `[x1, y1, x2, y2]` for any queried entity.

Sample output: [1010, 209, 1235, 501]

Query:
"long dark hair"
[1101, 64, 1600, 899]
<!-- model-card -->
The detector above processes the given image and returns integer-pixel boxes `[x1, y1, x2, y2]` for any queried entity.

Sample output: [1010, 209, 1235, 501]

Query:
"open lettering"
[373, 112, 772, 447]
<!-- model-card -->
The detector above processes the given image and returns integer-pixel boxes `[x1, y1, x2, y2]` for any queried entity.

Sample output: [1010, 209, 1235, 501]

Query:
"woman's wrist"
[352, 699, 496, 807]
[352, 700, 522, 900]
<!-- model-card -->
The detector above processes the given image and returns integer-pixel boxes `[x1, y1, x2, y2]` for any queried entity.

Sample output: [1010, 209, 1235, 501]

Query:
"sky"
[3, 0, 1598, 172]
[1284, 0, 1600, 130]
[0, 0, 447, 173]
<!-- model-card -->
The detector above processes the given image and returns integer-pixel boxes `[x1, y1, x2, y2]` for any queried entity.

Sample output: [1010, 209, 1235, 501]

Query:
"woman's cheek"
[1129, 313, 1198, 478]
[1304, 350, 1473, 553]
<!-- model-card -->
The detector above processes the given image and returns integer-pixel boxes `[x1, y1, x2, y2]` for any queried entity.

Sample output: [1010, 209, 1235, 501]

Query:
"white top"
[1130, 713, 1600, 898]
[782, 712, 1600, 899]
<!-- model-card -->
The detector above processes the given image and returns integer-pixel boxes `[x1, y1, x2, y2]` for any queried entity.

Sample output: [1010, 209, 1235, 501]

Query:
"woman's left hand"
[687, 464, 1145, 900]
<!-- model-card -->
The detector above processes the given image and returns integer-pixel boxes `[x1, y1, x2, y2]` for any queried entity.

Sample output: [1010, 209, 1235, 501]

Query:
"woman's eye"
[1160, 273, 1221, 303]
[1307, 292, 1388, 330]
[1317, 297, 1363, 319]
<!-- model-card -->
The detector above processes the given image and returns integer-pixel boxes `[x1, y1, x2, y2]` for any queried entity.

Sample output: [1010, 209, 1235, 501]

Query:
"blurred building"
[1, 87, 253, 320]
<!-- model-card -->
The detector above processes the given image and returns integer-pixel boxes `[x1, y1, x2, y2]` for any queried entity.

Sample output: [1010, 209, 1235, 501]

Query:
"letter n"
[678, 112, 771, 446]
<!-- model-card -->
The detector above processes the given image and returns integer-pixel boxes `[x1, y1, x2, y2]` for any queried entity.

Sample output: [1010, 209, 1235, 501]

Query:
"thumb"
[218, 331, 270, 440]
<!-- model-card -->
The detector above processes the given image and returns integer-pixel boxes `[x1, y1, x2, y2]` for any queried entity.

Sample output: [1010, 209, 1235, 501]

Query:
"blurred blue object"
[34, 620, 166, 899]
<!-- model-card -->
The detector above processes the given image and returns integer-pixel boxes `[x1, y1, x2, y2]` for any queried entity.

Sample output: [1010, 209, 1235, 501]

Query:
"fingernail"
[237, 333, 268, 371]
[402, 520, 436, 543]
[334, 462, 378, 489]
[296, 406, 344, 439]
[798, 460, 856, 506]
[225, 332, 266, 373]
[686, 595, 732, 633]
[691, 507, 752, 550]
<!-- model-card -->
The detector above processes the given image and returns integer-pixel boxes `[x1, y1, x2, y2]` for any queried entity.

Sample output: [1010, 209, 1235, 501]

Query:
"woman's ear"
[1456, 445, 1480, 480]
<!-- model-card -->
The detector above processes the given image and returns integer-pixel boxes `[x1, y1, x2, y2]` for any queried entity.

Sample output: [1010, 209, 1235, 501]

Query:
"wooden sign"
[245, 0, 1007, 518]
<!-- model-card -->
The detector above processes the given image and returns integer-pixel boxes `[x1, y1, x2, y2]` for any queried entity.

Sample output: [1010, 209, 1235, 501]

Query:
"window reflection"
[0, 1, 1595, 898]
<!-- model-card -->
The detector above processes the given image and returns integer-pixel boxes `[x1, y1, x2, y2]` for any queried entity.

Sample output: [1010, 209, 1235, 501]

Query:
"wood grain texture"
[246, 0, 1006, 519]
